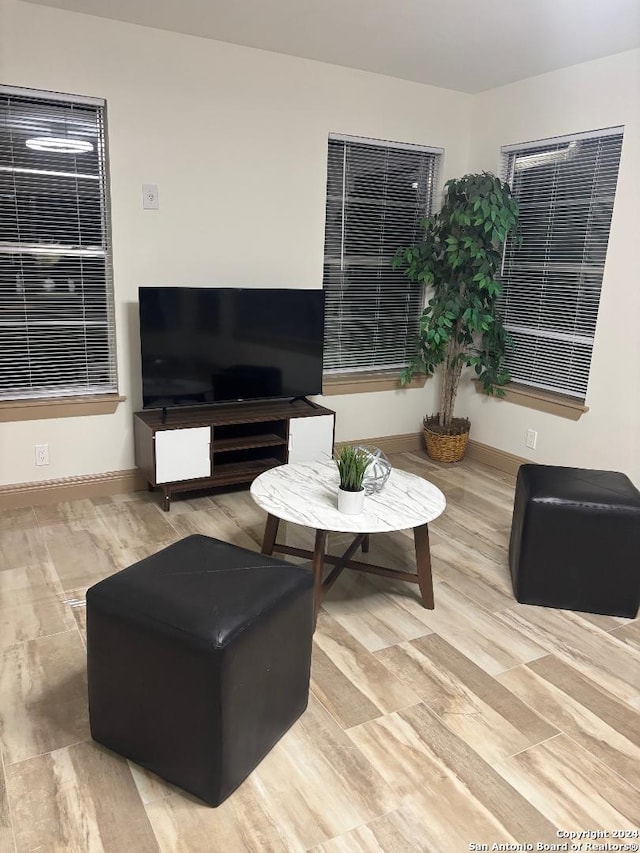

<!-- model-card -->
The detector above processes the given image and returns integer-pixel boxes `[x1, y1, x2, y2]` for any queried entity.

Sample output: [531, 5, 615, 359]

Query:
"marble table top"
[250, 460, 446, 534]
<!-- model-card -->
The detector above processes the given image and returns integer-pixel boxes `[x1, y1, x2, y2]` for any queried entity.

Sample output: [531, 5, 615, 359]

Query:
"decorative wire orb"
[355, 446, 392, 495]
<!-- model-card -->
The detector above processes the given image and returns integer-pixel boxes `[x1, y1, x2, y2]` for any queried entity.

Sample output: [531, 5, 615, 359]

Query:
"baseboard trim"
[0, 468, 147, 510]
[0, 436, 526, 510]
[465, 439, 527, 476]
[334, 432, 423, 455]
[337, 433, 526, 476]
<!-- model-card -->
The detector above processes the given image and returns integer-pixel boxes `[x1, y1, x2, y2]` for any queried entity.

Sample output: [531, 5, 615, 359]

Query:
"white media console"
[134, 399, 335, 510]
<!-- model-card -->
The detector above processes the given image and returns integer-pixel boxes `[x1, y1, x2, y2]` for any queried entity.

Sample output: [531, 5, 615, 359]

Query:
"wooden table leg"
[312, 529, 328, 627]
[321, 533, 366, 596]
[261, 513, 280, 555]
[413, 523, 434, 609]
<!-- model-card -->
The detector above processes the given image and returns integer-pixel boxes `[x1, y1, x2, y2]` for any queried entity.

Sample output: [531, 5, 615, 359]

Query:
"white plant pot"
[337, 487, 365, 515]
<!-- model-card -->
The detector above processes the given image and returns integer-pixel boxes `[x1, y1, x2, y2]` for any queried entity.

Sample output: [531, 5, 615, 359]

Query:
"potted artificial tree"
[394, 172, 519, 462]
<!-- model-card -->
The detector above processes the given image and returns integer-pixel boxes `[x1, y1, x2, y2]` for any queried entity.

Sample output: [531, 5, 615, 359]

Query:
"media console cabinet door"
[155, 427, 211, 483]
[288, 414, 334, 464]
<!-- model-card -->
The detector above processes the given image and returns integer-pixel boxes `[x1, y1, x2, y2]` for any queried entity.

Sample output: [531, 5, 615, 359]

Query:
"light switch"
[142, 184, 159, 209]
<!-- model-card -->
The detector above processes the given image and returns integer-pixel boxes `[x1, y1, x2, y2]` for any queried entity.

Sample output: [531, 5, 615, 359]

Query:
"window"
[322, 134, 442, 375]
[0, 86, 117, 402]
[499, 127, 623, 400]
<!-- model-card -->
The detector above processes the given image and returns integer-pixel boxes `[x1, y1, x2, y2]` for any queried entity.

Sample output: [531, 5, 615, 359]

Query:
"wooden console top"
[134, 399, 334, 430]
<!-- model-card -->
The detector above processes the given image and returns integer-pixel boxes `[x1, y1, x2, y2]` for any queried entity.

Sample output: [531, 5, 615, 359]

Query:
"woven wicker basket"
[423, 416, 470, 463]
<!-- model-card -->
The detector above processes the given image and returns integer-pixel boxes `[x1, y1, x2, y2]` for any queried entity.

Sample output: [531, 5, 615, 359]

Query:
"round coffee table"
[250, 460, 446, 624]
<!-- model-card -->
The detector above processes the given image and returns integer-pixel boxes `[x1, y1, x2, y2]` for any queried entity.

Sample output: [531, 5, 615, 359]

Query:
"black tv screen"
[139, 287, 325, 409]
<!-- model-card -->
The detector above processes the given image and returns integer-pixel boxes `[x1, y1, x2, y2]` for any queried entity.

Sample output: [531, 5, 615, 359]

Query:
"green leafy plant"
[334, 445, 369, 493]
[393, 172, 519, 433]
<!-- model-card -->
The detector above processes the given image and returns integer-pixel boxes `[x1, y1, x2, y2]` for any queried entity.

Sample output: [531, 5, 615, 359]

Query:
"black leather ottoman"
[509, 464, 640, 618]
[86, 534, 314, 806]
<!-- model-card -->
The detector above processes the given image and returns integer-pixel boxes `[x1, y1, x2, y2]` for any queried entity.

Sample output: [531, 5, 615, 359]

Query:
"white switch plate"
[526, 429, 537, 450]
[142, 184, 159, 209]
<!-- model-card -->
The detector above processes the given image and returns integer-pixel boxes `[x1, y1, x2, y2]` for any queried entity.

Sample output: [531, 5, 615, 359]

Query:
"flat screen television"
[139, 287, 325, 410]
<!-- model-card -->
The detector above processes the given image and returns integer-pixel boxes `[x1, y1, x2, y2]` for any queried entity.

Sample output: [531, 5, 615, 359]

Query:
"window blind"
[322, 134, 442, 373]
[0, 87, 117, 401]
[499, 127, 623, 399]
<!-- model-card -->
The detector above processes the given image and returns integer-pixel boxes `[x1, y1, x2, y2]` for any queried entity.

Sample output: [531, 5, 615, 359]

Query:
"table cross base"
[261, 514, 435, 626]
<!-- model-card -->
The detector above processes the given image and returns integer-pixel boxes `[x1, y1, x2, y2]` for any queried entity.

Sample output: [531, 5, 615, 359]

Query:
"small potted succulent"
[335, 445, 369, 514]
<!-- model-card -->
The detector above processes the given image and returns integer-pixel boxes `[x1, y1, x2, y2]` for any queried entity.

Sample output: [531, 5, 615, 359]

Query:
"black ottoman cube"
[87, 534, 314, 806]
[509, 464, 640, 618]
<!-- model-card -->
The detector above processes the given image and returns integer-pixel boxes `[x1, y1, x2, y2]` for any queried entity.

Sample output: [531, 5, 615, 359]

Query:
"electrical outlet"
[35, 443, 49, 466]
[142, 183, 159, 209]
[526, 429, 537, 450]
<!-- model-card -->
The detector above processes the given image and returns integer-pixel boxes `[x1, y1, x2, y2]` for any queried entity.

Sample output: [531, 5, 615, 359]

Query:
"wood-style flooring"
[0, 452, 638, 852]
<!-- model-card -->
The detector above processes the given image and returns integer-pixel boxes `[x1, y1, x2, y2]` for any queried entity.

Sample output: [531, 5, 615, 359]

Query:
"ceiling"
[22, 0, 640, 93]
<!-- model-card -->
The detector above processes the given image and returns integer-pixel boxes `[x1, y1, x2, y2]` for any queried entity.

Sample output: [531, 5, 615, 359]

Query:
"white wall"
[4, 2, 636, 488]
[464, 49, 640, 482]
[0, 0, 471, 485]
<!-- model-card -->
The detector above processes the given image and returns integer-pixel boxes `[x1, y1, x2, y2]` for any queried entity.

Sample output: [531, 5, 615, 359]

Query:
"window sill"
[323, 371, 428, 396]
[0, 394, 126, 422]
[473, 380, 588, 421]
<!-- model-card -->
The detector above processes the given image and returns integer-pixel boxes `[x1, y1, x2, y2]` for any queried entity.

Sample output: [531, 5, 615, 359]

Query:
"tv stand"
[134, 399, 335, 510]
[289, 395, 320, 410]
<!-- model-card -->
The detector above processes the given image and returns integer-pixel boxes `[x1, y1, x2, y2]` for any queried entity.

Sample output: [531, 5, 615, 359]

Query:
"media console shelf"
[134, 399, 335, 510]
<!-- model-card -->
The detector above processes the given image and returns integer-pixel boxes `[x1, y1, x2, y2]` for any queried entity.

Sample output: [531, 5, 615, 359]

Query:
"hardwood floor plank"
[430, 539, 514, 611]
[92, 499, 178, 551]
[91, 491, 161, 508]
[497, 734, 640, 830]
[0, 631, 89, 765]
[376, 634, 557, 762]
[312, 643, 381, 729]
[6, 742, 158, 852]
[498, 656, 640, 789]
[0, 750, 14, 853]
[528, 654, 640, 748]
[322, 572, 434, 652]
[610, 618, 640, 654]
[167, 508, 260, 552]
[129, 763, 177, 806]
[439, 486, 513, 533]
[147, 782, 294, 853]
[496, 605, 640, 703]
[0, 561, 75, 647]
[311, 612, 420, 729]
[443, 500, 511, 544]
[0, 525, 49, 573]
[575, 610, 632, 631]
[40, 520, 126, 592]
[347, 702, 557, 846]
[307, 806, 445, 853]
[249, 694, 399, 849]
[146, 493, 219, 515]
[0, 507, 37, 531]
[429, 510, 509, 565]
[59, 588, 87, 644]
[34, 498, 100, 525]
[436, 467, 516, 512]
[388, 580, 548, 674]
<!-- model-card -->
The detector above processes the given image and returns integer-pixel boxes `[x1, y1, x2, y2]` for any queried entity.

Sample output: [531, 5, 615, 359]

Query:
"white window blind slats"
[0, 172, 106, 247]
[322, 136, 442, 373]
[499, 130, 623, 399]
[0, 88, 117, 401]
[501, 125, 625, 153]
